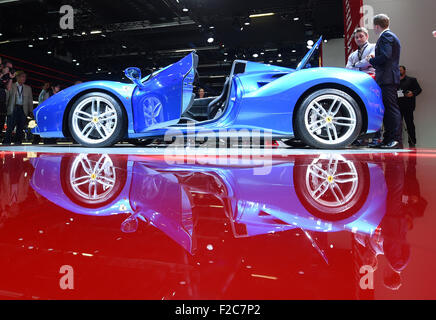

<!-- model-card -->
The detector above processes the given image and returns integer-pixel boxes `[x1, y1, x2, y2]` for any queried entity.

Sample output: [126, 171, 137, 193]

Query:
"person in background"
[346, 27, 380, 147]
[398, 66, 422, 148]
[367, 14, 402, 149]
[346, 27, 376, 74]
[2, 71, 33, 145]
[0, 64, 14, 138]
[38, 82, 50, 105]
[41, 83, 61, 102]
[32, 83, 61, 145]
[198, 87, 205, 99]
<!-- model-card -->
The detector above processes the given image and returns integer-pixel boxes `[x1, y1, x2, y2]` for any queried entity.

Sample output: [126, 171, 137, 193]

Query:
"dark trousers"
[0, 114, 6, 135]
[381, 85, 402, 143]
[3, 105, 26, 144]
[399, 104, 416, 144]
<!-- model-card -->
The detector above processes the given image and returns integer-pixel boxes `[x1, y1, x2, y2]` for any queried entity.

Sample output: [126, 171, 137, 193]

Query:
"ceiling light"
[81, 32, 86, 35]
[260, 52, 264, 55]
[76, 63, 80, 66]
[122, 45, 127, 48]
[198, 24, 202, 28]
[253, 53, 259, 58]
[249, 12, 275, 18]
[207, 37, 214, 43]
[72, 59, 76, 62]
[292, 49, 296, 53]
[209, 26, 215, 29]
[57, 35, 62, 39]
[277, 59, 283, 63]
[278, 53, 282, 57]
[293, 17, 300, 21]
[244, 21, 250, 26]
[307, 45, 313, 49]
[307, 40, 314, 46]
[182, 8, 188, 12]
[28, 44, 33, 48]
[47, 51, 52, 54]
[90, 30, 102, 34]
[324, 39, 328, 43]
[38, 37, 44, 40]
[0, 33, 3, 37]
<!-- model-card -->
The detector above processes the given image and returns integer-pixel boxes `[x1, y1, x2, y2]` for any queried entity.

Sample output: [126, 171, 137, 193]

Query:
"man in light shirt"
[346, 27, 376, 75]
[2, 71, 33, 145]
[347, 27, 379, 146]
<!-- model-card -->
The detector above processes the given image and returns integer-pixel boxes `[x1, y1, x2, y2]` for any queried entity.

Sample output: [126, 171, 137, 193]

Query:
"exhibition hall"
[0, 0, 436, 305]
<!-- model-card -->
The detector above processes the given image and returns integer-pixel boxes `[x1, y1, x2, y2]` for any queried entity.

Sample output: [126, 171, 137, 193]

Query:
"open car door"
[132, 52, 198, 132]
[296, 36, 323, 71]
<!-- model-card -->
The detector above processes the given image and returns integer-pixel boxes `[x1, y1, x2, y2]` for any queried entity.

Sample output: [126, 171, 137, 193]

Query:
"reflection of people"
[355, 152, 427, 291]
[0, 153, 33, 229]
[398, 66, 422, 147]
[367, 14, 402, 149]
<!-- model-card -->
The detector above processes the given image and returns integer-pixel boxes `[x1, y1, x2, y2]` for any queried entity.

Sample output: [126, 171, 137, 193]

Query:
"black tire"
[127, 138, 155, 147]
[294, 88, 362, 149]
[282, 138, 307, 148]
[68, 92, 126, 147]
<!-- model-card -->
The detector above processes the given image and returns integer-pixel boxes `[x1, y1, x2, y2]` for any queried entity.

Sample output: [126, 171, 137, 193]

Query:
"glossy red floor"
[0, 149, 435, 299]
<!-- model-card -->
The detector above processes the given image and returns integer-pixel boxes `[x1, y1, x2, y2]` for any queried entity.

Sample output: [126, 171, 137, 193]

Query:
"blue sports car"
[31, 37, 384, 149]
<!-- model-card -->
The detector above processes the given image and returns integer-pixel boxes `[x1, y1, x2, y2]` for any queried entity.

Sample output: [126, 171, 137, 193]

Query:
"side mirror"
[124, 67, 144, 87]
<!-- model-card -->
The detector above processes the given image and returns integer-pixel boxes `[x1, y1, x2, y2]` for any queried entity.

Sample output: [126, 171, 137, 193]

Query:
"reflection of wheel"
[294, 154, 369, 221]
[295, 89, 362, 149]
[127, 138, 155, 147]
[69, 92, 126, 147]
[61, 154, 127, 208]
[282, 138, 307, 148]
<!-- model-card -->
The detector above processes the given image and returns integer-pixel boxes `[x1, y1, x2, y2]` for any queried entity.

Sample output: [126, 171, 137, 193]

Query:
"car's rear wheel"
[69, 92, 125, 147]
[295, 89, 362, 149]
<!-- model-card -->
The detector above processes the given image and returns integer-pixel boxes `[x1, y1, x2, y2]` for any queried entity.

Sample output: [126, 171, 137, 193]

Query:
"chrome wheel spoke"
[332, 117, 356, 127]
[308, 119, 327, 133]
[334, 172, 358, 183]
[312, 180, 330, 200]
[330, 183, 346, 204]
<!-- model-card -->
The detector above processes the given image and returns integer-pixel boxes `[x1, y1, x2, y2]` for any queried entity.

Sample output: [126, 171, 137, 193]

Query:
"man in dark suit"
[366, 14, 402, 149]
[398, 66, 422, 147]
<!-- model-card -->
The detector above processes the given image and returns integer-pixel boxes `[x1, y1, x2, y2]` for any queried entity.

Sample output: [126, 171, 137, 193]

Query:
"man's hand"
[366, 54, 375, 62]
[406, 91, 414, 98]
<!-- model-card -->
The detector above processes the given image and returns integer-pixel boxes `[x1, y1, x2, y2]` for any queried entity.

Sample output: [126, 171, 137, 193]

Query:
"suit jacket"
[369, 30, 401, 86]
[6, 82, 33, 116]
[398, 75, 422, 110]
[346, 43, 376, 74]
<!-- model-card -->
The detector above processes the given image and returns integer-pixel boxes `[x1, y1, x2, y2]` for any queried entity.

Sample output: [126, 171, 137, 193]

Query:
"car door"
[132, 52, 198, 132]
[296, 36, 323, 70]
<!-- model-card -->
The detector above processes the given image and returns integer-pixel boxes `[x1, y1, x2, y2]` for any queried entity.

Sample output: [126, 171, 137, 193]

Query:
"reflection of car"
[31, 37, 384, 149]
[30, 153, 387, 255]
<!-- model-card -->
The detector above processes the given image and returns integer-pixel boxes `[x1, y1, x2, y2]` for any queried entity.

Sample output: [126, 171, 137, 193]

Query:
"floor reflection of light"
[251, 274, 278, 280]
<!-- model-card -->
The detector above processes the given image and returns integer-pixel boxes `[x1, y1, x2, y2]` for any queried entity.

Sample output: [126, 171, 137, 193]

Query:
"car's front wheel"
[294, 89, 362, 149]
[68, 92, 125, 147]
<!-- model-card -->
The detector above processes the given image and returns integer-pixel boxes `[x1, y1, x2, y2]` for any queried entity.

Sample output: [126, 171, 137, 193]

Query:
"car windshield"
[141, 64, 174, 83]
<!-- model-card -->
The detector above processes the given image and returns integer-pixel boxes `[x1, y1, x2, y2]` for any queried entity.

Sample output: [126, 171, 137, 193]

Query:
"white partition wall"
[362, 0, 436, 147]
